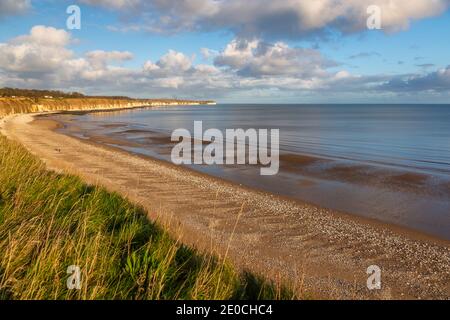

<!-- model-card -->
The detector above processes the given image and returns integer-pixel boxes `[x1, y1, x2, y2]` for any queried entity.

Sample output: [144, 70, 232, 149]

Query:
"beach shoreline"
[42, 113, 450, 246]
[1, 112, 449, 299]
[50, 108, 450, 241]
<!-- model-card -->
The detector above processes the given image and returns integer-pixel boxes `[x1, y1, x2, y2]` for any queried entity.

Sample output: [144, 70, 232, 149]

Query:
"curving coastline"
[1, 112, 449, 299]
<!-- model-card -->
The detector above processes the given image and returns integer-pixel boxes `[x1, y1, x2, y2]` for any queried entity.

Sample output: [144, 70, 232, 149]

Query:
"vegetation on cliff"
[0, 88, 215, 117]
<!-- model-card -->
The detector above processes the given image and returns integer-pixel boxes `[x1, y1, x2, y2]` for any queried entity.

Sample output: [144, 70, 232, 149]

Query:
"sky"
[0, 0, 450, 103]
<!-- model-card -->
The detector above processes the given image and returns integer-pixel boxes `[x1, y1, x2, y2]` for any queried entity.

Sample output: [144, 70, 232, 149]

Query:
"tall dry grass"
[0, 135, 294, 300]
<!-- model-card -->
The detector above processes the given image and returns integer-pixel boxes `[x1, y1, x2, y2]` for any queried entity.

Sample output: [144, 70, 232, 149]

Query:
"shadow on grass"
[0, 267, 13, 299]
[0, 135, 296, 300]
[234, 271, 295, 300]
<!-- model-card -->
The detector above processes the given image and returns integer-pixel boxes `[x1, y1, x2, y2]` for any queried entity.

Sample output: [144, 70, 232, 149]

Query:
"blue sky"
[0, 0, 450, 103]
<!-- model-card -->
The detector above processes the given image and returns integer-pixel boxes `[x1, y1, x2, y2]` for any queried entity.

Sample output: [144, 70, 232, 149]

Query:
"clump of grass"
[0, 135, 295, 300]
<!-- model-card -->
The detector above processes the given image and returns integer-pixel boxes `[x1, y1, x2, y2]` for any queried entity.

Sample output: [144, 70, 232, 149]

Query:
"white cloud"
[86, 50, 134, 69]
[156, 50, 193, 72]
[12, 25, 71, 47]
[84, 0, 450, 39]
[0, 26, 137, 88]
[143, 50, 194, 78]
[143, 60, 160, 72]
[193, 64, 219, 74]
[0, 0, 30, 18]
[80, 0, 140, 10]
[200, 47, 217, 60]
[0, 26, 219, 96]
[1, 26, 449, 101]
[214, 39, 336, 78]
[0, 26, 73, 74]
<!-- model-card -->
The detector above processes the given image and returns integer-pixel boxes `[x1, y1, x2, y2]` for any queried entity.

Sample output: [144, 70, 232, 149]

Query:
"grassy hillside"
[0, 97, 215, 117]
[0, 135, 293, 300]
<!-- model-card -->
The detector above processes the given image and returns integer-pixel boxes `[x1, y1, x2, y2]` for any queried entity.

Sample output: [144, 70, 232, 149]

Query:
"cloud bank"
[0, 26, 449, 101]
[82, 0, 450, 39]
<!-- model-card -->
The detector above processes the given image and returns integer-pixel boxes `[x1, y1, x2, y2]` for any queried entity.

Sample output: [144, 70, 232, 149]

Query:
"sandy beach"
[1, 112, 449, 300]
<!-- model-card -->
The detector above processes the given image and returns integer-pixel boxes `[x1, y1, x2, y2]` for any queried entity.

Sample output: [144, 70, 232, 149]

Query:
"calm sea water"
[56, 104, 450, 240]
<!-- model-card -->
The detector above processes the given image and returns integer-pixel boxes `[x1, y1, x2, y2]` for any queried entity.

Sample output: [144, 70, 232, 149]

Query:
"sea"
[54, 104, 450, 240]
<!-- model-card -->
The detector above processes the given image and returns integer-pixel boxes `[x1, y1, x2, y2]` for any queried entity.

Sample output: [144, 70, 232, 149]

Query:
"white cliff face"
[0, 98, 215, 117]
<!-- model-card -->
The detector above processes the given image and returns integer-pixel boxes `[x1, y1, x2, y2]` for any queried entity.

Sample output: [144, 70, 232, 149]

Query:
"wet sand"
[1, 113, 450, 299]
[53, 112, 450, 240]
